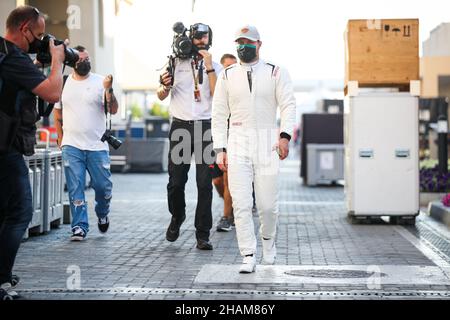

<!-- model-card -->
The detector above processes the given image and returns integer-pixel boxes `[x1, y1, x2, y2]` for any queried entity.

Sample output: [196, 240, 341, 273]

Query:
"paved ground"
[12, 153, 450, 300]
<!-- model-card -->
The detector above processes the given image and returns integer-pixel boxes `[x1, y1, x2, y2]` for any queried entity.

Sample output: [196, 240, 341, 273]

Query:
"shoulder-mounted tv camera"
[172, 22, 213, 59]
[160, 22, 213, 87]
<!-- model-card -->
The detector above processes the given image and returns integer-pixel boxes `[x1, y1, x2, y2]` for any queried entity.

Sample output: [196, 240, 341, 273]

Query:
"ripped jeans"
[62, 146, 113, 234]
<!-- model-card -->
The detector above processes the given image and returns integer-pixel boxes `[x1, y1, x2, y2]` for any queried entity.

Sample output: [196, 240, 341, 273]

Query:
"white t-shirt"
[55, 73, 109, 151]
[169, 58, 223, 121]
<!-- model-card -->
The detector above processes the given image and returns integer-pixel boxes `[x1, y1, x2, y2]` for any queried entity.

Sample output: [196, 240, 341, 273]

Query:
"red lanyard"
[191, 59, 203, 102]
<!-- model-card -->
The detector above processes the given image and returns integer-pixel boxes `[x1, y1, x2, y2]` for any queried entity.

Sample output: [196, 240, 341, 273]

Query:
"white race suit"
[212, 59, 296, 256]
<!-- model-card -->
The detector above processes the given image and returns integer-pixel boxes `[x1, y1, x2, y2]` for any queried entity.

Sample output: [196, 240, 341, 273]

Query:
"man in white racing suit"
[212, 25, 296, 273]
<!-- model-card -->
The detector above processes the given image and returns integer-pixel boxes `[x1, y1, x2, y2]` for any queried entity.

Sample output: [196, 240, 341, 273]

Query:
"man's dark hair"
[220, 53, 237, 65]
[74, 45, 86, 52]
[6, 6, 44, 31]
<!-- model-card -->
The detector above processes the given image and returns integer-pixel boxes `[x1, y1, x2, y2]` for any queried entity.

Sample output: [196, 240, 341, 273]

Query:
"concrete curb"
[428, 201, 450, 227]
[420, 192, 447, 207]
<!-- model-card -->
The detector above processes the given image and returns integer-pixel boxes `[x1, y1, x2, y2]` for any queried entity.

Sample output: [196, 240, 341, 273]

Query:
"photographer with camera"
[0, 5, 78, 300]
[53, 45, 118, 242]
[158, 22, 222, 250]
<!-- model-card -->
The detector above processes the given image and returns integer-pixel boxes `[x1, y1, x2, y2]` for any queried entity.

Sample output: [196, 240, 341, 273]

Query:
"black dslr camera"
[36, 34, 80, 68]
[101, 129, 122, 150]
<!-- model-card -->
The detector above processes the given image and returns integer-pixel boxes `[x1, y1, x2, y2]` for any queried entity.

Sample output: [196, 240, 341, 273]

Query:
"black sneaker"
[196, 239, 213, 250]
[166, 215, 186, 242]
[0, 283, 20, 300]
[216, 217, 232, 232]
[98, 216, 110, 233]
[11, 275, 20, 289]
[71, 226, 86, 241]
[0, 288, 14, 301]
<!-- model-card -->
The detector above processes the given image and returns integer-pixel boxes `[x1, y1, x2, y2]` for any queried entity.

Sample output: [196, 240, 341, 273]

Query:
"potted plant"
[443, 194, 450, 207]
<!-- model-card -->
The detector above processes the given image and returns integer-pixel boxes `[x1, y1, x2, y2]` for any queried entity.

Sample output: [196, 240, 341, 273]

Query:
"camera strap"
[104, 91, 112, 131]
[0, 38, 11, 109]
[0, 39, 7, 97]
[40, 74, 68, 117]
[191, 59, 203, 102]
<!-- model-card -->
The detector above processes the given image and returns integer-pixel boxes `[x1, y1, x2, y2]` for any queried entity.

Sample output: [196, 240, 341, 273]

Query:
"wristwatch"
[280, 132, 291, 141]
[108, 88, 114, 94]
[206, 69, 216, 74]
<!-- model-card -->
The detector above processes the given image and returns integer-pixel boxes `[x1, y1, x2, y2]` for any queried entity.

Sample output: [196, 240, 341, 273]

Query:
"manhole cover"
[284, 270, 387, 279]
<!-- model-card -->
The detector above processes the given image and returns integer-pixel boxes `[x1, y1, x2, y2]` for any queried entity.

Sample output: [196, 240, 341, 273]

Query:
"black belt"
[172, 117, 211, 124]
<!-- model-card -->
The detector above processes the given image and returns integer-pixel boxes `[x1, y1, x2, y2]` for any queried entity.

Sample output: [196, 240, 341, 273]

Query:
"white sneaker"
[239, 255, 256, 273]
[262, 238, 276, 265]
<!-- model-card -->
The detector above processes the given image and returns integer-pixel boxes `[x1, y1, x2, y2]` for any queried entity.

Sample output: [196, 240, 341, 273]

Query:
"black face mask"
[26, 32, 42, 54]
[74, 61, 91, 76]
[237, 44, 257, 63]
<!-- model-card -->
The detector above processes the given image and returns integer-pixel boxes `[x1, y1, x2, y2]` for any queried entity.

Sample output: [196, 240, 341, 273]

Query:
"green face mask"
[237, 44, 257, 63]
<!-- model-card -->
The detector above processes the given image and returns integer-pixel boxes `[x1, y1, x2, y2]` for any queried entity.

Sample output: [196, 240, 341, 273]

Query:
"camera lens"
[64, 47, 80, 68]
[102, 130, 122, 150]
[35, 34, 79, 67]
[108, 135, 123, 150]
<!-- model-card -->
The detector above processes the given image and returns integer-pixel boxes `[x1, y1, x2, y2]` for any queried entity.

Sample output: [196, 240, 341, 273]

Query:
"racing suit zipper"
[250, 67, 258, 161]
[247, 71, 252, 93]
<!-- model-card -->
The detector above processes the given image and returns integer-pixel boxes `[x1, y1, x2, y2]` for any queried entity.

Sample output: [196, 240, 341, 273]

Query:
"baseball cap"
[234, 25, 260, 42]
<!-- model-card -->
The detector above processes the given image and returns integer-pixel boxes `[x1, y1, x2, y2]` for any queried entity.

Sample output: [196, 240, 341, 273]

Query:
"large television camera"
[171, 22, 212, 59]
[160, 22, 212, 87]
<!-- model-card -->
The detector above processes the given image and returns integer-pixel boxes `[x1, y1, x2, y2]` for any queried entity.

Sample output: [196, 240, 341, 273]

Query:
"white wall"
[0, 0, 19, 36]
[67, 0, 115, 77]
[423, 23, 450, 57]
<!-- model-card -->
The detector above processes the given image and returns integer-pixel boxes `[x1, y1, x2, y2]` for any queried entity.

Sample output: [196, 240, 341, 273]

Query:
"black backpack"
[0, 41, 20, 155]
[0, 38, 67, 155]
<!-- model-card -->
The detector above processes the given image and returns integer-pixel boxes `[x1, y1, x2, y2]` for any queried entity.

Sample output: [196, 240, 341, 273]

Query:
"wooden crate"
[345, 19, 419, 91]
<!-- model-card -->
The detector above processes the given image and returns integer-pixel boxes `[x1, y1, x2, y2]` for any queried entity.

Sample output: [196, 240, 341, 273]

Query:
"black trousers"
[0, 151, 33, 284]
[167, 119, 214, 241]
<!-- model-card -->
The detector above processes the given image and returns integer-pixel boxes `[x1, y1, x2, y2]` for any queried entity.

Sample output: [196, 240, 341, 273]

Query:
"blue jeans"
[0, 151, 33, 284]
[62, 146, 113, 234]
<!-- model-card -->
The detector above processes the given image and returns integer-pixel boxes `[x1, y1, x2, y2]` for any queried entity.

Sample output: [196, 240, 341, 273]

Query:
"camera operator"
[53, 45, 118, 242]
[158, 23, 222, 250]
[0, 5, 70, 300]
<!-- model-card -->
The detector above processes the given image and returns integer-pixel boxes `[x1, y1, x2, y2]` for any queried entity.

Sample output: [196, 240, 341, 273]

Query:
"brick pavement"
[12, 158, 450, 300]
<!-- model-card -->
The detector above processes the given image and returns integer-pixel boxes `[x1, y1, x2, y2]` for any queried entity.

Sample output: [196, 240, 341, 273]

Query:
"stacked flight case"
[344, 19, 421, 225]
[345, 87, 420, 225]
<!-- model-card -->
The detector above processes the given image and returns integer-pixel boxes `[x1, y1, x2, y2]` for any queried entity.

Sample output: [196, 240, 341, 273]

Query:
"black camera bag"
[0, 49, 21, 155]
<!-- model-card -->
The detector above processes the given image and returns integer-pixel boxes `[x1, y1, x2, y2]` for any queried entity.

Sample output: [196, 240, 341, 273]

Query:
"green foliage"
[129, 103, 143, 120]
[420, 159, 450, 170]
[149, 102, 170, 119]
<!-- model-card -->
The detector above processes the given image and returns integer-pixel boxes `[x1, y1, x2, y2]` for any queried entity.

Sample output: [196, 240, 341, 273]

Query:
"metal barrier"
[24, 148, 64, 237]
[23, 153, 45, 238]
[40, 149, 64, 232]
